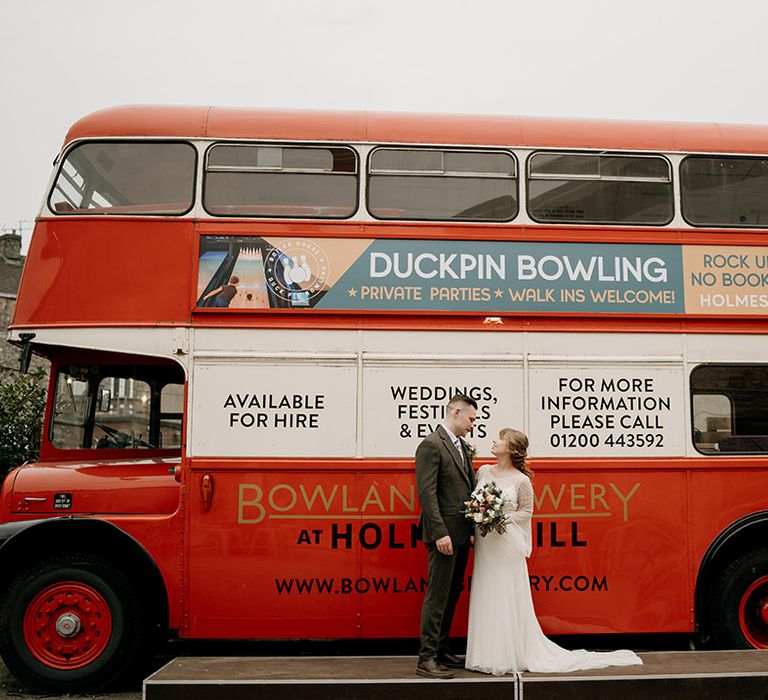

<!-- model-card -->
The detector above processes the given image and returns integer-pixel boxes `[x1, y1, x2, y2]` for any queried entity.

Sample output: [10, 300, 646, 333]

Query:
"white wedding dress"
[465, 465, 642, 674]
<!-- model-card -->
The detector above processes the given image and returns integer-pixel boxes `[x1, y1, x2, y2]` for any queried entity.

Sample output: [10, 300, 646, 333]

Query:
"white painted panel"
[360, 329, 525, 355]
[529, 366, 686, 457]
[193, 327, 358, 354]
[190, 363, 357, 457]
[362, 364, 524, 457]
[684, 334, 768, 363]
[525, 332, 684, 357]
[8, 327, 190, 368]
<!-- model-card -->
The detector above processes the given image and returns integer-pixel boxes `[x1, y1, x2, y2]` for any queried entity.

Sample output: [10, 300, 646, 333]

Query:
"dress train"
[464, 465, 642, 675]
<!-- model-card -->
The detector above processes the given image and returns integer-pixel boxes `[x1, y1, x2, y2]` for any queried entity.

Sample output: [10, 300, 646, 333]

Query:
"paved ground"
[0, 657, 143, 700]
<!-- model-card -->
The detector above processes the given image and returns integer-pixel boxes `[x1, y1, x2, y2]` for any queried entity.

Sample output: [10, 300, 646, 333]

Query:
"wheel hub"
[55, 612, 82, 638]
[23, 581, 113, 670]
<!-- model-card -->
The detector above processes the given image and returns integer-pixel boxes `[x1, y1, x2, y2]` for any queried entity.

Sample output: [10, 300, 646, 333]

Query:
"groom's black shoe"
[416, 657, 454, 679]
[437, 652, 465, 669]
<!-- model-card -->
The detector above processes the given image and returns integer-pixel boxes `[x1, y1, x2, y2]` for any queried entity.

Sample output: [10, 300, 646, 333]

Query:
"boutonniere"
[462, 439, 477, 459]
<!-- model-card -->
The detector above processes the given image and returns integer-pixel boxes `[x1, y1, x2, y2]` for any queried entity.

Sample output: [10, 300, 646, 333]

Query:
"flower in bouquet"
[461, 480, 508, 537]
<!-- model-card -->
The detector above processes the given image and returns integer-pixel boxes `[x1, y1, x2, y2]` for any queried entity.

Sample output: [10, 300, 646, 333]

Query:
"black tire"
[0, 553, 145, 693]
[706, 548, 768, 649]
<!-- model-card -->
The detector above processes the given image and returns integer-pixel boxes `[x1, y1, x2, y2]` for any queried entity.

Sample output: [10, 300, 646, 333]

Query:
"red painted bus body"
[2, 106, 768, 691]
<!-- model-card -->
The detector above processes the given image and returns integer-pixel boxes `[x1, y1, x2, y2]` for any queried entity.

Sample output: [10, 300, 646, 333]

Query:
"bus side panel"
[357, 469, 426, 637]
[184, 462, 690, 638]
[522, 468, 690, 635]
[104, 515, 184, 630]
[13, 220, 196, 326]
[690, 467, 768, 575]
[185, 465, 363, 638]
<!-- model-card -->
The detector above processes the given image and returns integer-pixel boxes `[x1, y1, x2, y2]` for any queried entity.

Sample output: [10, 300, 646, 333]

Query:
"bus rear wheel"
[708, 549, 768, 649]
[0, 554, 144, 692]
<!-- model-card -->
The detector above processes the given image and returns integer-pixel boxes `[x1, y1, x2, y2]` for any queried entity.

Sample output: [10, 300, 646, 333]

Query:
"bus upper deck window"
[527, 151, 673, 225]
[203, 144, 358, 219]
[367, 148, 518, 222]
[49, 141, 196, 215]
[681, 156, 768, 227]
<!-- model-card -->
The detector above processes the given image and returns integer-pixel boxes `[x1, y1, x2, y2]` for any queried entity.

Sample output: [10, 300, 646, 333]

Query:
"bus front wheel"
[0, 554, 144, 693]
[708, 549, 768, 649]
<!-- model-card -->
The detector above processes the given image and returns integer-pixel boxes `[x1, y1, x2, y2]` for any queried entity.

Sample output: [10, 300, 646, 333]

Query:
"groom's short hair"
[447, 393, 478, 410]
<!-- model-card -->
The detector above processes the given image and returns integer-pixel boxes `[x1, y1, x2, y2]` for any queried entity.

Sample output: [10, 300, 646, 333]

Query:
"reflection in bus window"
[51, 364, 184, 451]
[203, 144, 358, 218]
[691, 365, 768, 453]
[160, 383, 184, 449]
[94, 376, 153, 449]
[681, 156, 768, 227]
[51, 372, 89, 449]
[528, 152, 673, 225]
[49, 142, 196, 215]
[367, 148, 517, 221]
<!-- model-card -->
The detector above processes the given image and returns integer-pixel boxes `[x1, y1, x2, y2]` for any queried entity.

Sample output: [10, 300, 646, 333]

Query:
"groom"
[415, 393, 477, 679]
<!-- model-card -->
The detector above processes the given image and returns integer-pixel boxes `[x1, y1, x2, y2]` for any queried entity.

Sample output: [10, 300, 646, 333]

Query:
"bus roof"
[63, 105, 768, 155]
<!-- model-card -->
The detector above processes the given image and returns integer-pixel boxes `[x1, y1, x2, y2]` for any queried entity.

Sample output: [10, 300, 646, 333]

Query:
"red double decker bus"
[2, 106, 768, 691]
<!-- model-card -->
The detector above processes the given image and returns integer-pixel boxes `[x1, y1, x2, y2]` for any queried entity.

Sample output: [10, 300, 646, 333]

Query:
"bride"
[464, 428, 642, 675]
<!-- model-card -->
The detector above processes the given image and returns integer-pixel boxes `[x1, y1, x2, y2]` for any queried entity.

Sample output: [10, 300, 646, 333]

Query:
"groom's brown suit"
[416, 425, 476, 662]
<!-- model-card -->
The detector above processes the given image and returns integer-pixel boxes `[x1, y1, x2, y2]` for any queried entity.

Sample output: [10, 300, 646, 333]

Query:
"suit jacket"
[415, 425, 476, 545]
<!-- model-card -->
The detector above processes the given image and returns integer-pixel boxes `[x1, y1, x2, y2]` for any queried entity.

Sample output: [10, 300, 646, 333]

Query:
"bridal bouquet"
[462, 481, 508, 537]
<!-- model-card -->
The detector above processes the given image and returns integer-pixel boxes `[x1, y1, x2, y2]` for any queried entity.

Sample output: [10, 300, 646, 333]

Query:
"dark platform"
[143, 650, 768, 700]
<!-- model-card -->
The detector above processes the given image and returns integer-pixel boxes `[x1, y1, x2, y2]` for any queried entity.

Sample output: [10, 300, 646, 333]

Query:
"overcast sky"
[2, 0, 767, 252]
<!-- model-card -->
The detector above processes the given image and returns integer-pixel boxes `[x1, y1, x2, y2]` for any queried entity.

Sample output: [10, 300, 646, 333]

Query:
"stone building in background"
[0, 232, 27, 371]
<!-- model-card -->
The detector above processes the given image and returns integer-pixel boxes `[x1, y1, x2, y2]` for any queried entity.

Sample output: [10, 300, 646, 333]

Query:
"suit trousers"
[418, 539, 471, 660]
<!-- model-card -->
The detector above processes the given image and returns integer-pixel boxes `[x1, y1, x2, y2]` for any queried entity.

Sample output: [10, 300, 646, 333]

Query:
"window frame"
[365, 145, 519, 223]
[48, 139, 198, 217]
[526, 150, 674, 226]
[202, 141, 360, 220]
[48, 361, 185, 455]
[680, 154, 768, 229]
[690, 363, 768, 456]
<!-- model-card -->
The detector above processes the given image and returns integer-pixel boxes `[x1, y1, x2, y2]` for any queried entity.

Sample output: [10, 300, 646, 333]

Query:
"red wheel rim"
[23, 581, 113, 670]
[738, 575, 768, 649]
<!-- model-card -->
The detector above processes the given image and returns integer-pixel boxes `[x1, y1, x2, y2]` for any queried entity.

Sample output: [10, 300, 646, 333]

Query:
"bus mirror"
[18, 332, 36, 373]
[98, 388, 112, 412]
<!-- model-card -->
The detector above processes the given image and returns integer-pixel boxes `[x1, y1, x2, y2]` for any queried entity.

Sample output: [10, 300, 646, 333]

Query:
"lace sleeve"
[506, 476, 533, 557]
[475, 463, 491, 482]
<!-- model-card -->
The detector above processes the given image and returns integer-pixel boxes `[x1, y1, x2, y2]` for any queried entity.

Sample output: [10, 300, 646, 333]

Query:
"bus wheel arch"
[0, 519, 170, 691]
[696, 512, 768, 649]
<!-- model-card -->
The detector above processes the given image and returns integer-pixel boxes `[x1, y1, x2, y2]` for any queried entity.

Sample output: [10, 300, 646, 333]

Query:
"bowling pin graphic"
[299, 255, 312, 279]
[281, 256, 294, 287]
